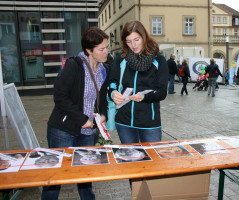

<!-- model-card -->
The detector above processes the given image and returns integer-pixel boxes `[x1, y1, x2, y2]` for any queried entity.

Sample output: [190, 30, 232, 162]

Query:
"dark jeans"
[181, 77, 188, 94]
[115, 124, 162, 144]
[41, 126, 96, 200]
[168, 74, 175, 93]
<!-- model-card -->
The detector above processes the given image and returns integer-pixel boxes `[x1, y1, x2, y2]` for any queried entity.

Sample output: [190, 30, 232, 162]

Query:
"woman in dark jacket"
[108, 20, 168, 144]
[181, 58, 191, 95]
[42, 27, 110, 200]
[205, 58, 223, 97]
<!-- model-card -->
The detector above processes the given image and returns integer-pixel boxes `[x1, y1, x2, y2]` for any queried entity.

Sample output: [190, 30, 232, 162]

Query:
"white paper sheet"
[94, 113, 111, 140]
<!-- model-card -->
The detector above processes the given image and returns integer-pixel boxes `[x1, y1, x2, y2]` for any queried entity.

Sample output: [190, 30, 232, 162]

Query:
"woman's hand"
[112, 91, 125, 105]
[100, 115, 106, 125]
[129, 92, 143, 102]
[82, 119, 94, 128]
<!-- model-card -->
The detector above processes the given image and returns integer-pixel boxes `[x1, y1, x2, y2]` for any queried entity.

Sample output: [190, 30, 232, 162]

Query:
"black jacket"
[48, 56, 110, 136]
[109, 53, 168, 128]
[167, 58, 178, 75]
[205, 64, 223, 78]
[182, 62, 191, 78]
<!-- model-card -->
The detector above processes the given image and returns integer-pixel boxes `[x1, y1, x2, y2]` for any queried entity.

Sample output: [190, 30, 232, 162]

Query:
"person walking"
[41, 27, 110, 200]
[224, 68, 229, 86]
[180, 58, 191, 95]
[108, 20, 168, 144]
[167, 54, 178, 94]
[205, 58, 223, 97]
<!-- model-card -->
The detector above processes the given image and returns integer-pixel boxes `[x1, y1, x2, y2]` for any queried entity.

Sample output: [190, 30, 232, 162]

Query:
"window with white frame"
[213, 28, 215, 35]
[152, 17, 162, 35]
[223, 17, 227, 24]
[235, 18, 239, 25]
[217, 17, 221, 23]
[223, 28, 227, 35]
[184, 17, 194, 35]
[212, 17, 215, 24]
[235, 29, 238, 36]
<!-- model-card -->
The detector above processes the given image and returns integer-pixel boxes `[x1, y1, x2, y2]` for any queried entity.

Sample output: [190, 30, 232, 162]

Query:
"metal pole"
[0, 52, 9, 150]
[226, 36, 229, 70]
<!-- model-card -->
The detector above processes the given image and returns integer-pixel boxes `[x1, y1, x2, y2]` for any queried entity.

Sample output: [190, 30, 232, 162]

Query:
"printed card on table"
[151, 143, 193, 158]
[0, 152, 28, 173]
[189, 140, 229, 155]
[20, 149, 64, 170]
[112, 144, 152, 164]
[72, 147, 109, 166]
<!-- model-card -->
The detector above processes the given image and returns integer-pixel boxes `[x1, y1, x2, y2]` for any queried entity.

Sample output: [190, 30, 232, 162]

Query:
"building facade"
[98, 0, 212, 60]
[0, 0, 98, 89]
[212, 3, 239, 67]
[98, 0, 239, 70]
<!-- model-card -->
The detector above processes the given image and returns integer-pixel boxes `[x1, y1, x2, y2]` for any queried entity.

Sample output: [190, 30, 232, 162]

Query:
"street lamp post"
[226, 36, 229, 70]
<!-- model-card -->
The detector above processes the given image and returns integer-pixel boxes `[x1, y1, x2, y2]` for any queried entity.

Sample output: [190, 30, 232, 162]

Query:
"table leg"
[218, 169, 225, 200]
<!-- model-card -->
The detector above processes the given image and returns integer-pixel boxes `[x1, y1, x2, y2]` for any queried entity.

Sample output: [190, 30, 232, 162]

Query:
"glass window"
[0, 12, 20, 83]
[119, 0, 122, 8]
[65, 12, 87, 58]
[184, 17, 194, 35]
[18, 12, 44, 81]
[105, 9, 107, 23]
[152, 17, 162, 35]
[235, 29, 238, 36]
[109, 4, 111, 18]
[223, 28, 227, 35]
[212, 17, 215, 24]
[223, 17, 227, 24]
[235, 18, 239, 25]
[217, 17, 221, 23]
[113, 0, 116, 14]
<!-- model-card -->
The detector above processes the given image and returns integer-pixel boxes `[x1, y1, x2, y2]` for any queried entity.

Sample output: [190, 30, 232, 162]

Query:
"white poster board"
[3, 83, 39, 150]
[180, 57, 224, 82]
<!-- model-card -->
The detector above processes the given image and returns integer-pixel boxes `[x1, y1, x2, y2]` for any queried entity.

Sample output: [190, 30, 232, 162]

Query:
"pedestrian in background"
[42, 27, 110, 200]
[167, 54, 178, 94]
[108, 20, 168, 144]
[224, 68, 229, 86]
[180, 58, 191, 95]
[205, 58, 223, 97]
[176, 60, 182, 83]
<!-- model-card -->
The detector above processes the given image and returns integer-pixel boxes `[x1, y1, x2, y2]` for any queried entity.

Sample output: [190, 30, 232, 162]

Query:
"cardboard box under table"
[132, 171, 210, 200]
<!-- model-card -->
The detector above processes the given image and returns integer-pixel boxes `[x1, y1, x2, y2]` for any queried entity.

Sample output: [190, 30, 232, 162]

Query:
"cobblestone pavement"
[1, 83, 239, 200]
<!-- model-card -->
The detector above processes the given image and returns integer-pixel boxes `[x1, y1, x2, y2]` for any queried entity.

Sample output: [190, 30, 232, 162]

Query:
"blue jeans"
[41, 126, 95, 200]
[115, 124, 162, 144]
[168, 74, 175, 93]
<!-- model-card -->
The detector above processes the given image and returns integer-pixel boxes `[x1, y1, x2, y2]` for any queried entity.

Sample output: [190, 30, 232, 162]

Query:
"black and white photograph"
[189, 140, 229, 155]
[0, 152, 28, 173]
[72, 148, 109, 166]
[154, 145, 193, 158]
[112, 147, 151, 164]
[21, 150, 64, 170]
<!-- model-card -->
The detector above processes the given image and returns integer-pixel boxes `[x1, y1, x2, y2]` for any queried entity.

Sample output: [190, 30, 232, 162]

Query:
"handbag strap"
[79, 56, 100, 108]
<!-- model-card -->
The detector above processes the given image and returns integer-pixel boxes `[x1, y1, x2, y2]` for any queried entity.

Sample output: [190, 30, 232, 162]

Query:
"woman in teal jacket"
[108, 20, 168, 144]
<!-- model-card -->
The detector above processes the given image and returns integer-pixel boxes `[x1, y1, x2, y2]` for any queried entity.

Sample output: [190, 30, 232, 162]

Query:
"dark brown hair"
[121, 20, 159, 57]
[81, 27, 109, 56]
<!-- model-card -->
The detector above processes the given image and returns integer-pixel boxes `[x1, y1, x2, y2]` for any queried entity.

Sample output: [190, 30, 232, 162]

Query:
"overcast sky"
[212, 0, 239, 12]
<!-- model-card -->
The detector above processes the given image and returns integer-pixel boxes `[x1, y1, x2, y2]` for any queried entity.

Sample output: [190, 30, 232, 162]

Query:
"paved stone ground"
[1, 83, 239, 200]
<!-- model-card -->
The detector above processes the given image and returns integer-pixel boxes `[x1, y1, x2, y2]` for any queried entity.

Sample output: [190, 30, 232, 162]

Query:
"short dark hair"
[81, 27, 109, 56]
